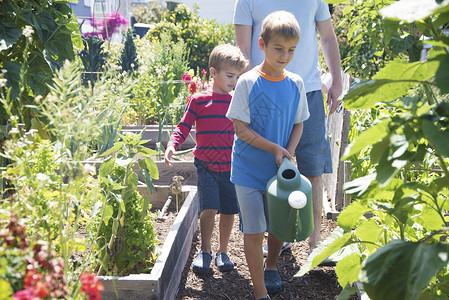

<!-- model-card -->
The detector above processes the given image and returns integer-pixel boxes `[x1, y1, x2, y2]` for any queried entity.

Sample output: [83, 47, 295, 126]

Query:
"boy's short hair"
[209, 44, 248, 72]
[260, 11, 300, 44]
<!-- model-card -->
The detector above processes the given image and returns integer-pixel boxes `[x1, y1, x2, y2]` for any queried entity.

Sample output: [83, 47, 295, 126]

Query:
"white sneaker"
[263, 242, 290, 257]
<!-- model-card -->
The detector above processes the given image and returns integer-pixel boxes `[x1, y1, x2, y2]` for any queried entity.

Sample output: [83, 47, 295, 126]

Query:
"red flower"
[81, 272, 104, 300]
[33, 282, 50, 298]
[188, 82, 197, 94]
[182, 74, 192, 86]
[24, 270, 42, 288]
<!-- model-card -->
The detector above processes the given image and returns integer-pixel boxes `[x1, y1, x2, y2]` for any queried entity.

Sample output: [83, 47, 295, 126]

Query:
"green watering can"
[266, 157, 313, 242]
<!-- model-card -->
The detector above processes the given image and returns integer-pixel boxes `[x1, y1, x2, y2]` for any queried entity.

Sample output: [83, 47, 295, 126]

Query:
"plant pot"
[100, 185, 199, 300]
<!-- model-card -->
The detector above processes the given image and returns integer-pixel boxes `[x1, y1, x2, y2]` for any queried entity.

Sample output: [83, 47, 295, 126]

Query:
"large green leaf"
[422, 119, 449, 157]
[389, 35, 416, 54]
[337, 200, 371, 231]
[342, 119, 390, 159]
[380, 0, 449, 23]
[356, 219, 383, 249]
[336, 253, 362, 287]
[417, 205, 445, 231]
[0, 16, 22, 51]
[360, 240, 449, 300]
[295, 228, 352, 276]
[434, 54, 449, 93]
[344, 59, 439, 109]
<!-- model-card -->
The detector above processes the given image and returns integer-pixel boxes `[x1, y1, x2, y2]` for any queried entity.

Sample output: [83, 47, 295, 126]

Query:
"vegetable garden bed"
[100, 185, 199, 300]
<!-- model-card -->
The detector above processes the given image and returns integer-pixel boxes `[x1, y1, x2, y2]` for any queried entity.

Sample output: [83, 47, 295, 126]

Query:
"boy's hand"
[273, 144, 291, 167]
[164, 145, 176, 167]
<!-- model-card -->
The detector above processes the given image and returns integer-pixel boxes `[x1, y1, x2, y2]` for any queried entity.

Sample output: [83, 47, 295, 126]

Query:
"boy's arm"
[233, 119, 291, 167]
[285, 122, 304, 157]
[165, 98, 197, 166]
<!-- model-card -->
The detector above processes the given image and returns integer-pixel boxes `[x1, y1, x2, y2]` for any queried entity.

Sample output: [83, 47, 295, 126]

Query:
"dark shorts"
[194, 157, 239, 214]
[295, 90, 332, 177]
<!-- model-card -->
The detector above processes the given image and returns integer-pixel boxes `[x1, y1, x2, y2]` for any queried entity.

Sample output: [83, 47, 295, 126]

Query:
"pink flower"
[182, 74, 192, 86]
[13, 287, 34, 300]
[201, 69, 207, 76]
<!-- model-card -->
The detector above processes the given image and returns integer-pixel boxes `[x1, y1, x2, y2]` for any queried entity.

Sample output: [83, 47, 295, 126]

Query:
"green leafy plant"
[94, 132, 159, 275]
[0, 0, 82, 128]
[120, 28, 139, 75]
[132, 3, 165, 24]
[146, 4, 235, 71]
[333, 0, 423, 80]
[79, 35, 108, 87]
[127, 31, 189, 125]
[298, 1, 449, 299]
[1, 60, 131, 295]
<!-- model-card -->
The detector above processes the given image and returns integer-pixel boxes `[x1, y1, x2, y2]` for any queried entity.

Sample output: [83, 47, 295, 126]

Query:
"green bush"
[146, 4, 235, 72]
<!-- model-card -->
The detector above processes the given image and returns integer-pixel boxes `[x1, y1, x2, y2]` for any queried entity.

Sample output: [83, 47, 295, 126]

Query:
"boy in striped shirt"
[165, 44, 248, 274]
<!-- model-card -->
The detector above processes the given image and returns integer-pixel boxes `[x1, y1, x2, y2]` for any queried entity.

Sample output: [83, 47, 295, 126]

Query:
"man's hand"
[327, 81, 343, 115]
[164, 145, 176, 166]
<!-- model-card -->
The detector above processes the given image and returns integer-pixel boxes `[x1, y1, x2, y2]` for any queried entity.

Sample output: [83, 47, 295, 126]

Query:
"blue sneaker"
[263, 242, 290, 257]
[215, 252, 234, 272]
[192, 251, 212, 274]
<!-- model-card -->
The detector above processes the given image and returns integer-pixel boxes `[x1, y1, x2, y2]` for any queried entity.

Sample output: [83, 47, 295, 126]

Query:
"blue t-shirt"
[226, 68, 309, 191]
[233, 0, 331, 93]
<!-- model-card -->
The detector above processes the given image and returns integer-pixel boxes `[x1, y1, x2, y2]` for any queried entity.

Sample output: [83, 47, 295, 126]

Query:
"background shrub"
[146, 4, 235, 72]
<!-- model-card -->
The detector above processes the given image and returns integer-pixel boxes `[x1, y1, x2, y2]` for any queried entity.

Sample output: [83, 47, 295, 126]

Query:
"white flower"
[0, 78, 7, 88]
[83, 163, 96, 175]
[23, 26, 34, 38]
[9, 127, 19, 135]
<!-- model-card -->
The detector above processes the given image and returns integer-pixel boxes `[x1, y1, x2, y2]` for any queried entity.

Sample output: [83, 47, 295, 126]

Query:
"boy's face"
[259, 36, 298, 76]
[211, 64, 242, 94]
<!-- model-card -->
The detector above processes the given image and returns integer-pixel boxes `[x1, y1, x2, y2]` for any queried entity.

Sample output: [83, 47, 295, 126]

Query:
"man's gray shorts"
[295, 90, 332, 177]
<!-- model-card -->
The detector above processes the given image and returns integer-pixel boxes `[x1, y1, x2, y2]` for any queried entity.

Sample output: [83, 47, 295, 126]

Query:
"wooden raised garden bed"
[99, 184, 199, 300]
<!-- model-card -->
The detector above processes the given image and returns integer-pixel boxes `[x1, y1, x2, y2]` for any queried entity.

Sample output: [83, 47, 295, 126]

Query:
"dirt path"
[176, 215, 353, 300]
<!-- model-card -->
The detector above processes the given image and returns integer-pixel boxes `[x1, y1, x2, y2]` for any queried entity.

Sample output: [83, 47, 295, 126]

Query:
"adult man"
[233, 0, 343, 255]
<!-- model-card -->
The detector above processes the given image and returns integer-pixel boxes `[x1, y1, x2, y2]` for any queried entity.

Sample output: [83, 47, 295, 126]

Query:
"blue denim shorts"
[234, 184, 269, 234]
[295, 90, 333, 176]
[194, 157, 239, 214]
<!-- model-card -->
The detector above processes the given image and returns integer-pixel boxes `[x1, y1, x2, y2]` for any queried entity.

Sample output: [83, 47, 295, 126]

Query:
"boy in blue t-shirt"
[226, 11, 309, 300]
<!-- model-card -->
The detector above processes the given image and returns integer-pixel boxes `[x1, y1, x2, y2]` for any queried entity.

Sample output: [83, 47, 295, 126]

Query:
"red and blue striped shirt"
[167, 91, 235, 172]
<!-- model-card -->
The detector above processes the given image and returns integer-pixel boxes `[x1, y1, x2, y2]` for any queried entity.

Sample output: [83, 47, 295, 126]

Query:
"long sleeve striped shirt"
[167, 91, 235, 172]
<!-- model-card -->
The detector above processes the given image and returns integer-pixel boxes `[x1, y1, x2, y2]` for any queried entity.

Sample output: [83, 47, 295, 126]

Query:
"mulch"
[174, 215, 355, 300]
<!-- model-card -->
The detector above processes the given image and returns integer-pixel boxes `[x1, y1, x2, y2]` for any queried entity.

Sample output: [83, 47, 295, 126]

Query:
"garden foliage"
[146, 4, 235, 72]
[0, 0, 82, 128]
[298, 1, 449, 300]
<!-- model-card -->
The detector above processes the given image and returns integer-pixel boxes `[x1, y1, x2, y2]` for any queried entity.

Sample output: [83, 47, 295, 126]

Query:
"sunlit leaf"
[343, 174, 376, 197]
[344, 59, 439, 109]
[116, 153, 134, 167]
[338, 201, 371, 231]
[356, 219, 383, 249]
[342, 119, 390, 159]
[145, 157, 159, 180]
[336, 253, 362, 287]
[296, 228, 352, 276]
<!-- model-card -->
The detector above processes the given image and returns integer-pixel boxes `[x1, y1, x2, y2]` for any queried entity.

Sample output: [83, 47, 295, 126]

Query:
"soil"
[153, 214, 356, 300]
